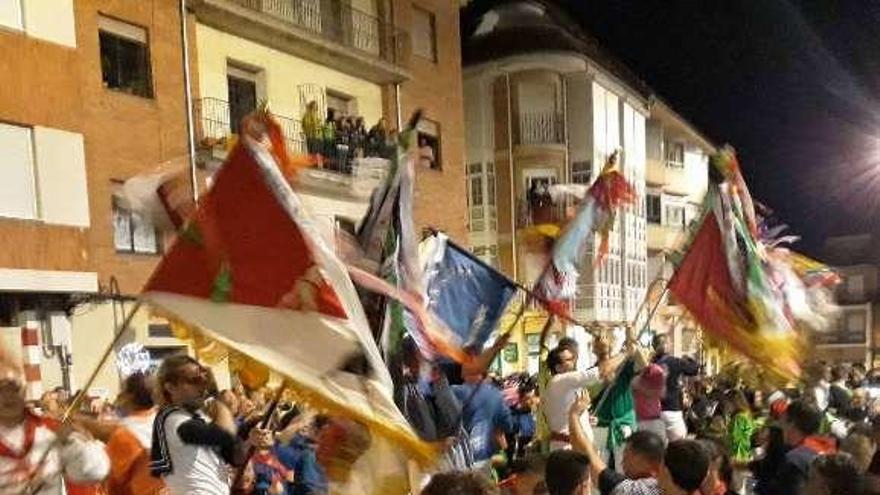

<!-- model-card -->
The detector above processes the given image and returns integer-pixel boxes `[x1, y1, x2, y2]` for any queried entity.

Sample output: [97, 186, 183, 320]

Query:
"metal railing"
[194, 97, 306, 154]
[193, 97, 394, 176]
[516, 197, 566, 228]
[518, 111, 565, 145]
[230, 0, 405, 66]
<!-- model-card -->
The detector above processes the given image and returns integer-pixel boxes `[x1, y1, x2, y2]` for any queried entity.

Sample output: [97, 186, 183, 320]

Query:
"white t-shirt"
[161, 409, 231, 495]
[812, 382, 829, 410]
[544, 369, 601, 449]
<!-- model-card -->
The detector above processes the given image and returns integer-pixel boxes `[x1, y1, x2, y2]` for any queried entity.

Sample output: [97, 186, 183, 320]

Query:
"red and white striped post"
[20, 321, 42, 401]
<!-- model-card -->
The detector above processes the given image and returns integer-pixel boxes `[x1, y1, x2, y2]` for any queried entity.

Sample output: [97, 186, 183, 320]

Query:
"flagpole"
[24, 300, 144, 494]
[232, 382, 290, 491]
[62, 300, 144, 422]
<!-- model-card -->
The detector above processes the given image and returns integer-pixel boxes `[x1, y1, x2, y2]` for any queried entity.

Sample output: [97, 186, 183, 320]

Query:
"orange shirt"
[104, 410, 165, 495]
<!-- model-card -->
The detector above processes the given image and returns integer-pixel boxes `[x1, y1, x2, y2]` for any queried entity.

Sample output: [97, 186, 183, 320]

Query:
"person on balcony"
[367, 118, 389, 158]
[301, 101, 323, 162]
[322, 109, 337, 171]
[336, 118, 353, 174]
[353, 116, 367, 160]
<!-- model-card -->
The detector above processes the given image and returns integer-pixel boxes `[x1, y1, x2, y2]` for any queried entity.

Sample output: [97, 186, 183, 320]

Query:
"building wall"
[195, 23, 384, 125]
[77, 1, 194, 295]
[0, 0, 192, 289]
[391, 0, 468, 244]
[0, 0, 202, 395]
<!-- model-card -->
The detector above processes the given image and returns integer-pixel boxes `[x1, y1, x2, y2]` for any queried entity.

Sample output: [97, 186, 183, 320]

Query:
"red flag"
[668, 214, 747, 340]
[142, 136, 432, 464]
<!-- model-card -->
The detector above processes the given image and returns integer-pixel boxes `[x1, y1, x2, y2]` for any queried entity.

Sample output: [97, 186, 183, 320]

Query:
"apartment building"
[189, 0, 466, 241]
[0, 0, 196, 396]
[0, 0, 467, 396]
[461, 0, 652, 373]
[816, 234, 879, 366]
[645, 99, 714, 357]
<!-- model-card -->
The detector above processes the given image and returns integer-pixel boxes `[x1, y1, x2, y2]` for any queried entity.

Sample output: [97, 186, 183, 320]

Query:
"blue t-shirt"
[274, 434, 328, 495]
[453, 382, 513, 461]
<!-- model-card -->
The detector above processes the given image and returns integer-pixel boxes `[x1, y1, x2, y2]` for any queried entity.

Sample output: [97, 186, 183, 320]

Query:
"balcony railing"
[518, 111, 564, 145]
[195, 97, 306, 154]
[193, 97, 394, 176]
[229, 0, 404, 66]
[516, 197, 566, 228]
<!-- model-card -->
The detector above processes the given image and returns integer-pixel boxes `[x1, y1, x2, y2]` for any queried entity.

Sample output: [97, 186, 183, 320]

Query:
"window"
[326, 90, 357, 119]
[486, 163, 497, 230]
[148, 322, 174, 338]
[472, 245, 498, 268]
[412, 6, 437, 61]
[467, 163, 484, 231]
[417, 118, 442, 170]
[847, 311, 866, 334]
[646, 194, 661, 224]
[468, 163, 497, 233]
[99, 16, 153, 98]
[227, 65, 259, 135]
[335, 216, 357, 235]
[113, 196, 160, 254]
[847, 274, 865, 300]
[665, 204, 685, 228]
[572, 160, 592, 184]
[665, 141, 684, 168]
[0, 123, 36, 220]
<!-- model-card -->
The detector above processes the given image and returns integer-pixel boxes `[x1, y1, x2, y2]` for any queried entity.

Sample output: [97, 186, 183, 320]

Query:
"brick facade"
[0, 0, 193, 296]
[385, 0, 468, 245]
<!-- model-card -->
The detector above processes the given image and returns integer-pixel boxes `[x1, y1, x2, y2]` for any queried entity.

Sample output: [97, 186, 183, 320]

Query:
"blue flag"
[424, 234, 517, 351]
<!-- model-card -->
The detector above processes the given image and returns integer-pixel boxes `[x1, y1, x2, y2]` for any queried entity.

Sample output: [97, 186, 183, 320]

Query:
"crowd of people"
[395, 332, 880, 495]
[7, 333, 880, 494]
[301, 101, 394, 174]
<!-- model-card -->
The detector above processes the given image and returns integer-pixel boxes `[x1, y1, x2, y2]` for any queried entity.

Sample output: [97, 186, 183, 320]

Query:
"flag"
[535, 152, 636, 315]
[141, 126, 433, 467]
[116, 107, 316, 233]
[422, 234, 517, 351]
[668, 147, 838, 380]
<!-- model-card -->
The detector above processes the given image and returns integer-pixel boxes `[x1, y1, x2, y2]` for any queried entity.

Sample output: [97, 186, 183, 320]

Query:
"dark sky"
[560, 0, 880, 255]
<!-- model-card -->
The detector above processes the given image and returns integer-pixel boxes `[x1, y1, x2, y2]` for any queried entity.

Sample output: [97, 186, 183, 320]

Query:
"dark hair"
[519, 376, 538, 396]
[664, 440, 710, 492]
[785, 399, 823, 436]
[558, 337, 578, 353]
[421, 471, 495, 495]
[652, 333, 667, 350]
[155, 354, 202, 405]
[831, 364, 848, 382]
[546, 450, 590, 495]
[626, 430, 666, 464]
[810, 453, 864, 495]
[547, 347, 572, 376]
[698, 438, 733, 486]
[508, 453, 547, 476]
[121, 372, 154, 410]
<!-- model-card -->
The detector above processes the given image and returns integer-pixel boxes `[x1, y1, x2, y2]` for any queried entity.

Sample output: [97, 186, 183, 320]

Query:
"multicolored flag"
[422, 233, 517, 352]
[535, 152, 636, 317]
[668, 147, 838, 380]
[140, 117, 433, 465]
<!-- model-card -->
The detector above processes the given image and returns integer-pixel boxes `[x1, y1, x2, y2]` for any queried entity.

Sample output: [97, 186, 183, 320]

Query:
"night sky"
[559, 0, 880, 255]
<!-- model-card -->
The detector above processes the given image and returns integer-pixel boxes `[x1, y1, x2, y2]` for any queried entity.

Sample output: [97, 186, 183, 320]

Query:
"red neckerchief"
[0, 412, 47, 460]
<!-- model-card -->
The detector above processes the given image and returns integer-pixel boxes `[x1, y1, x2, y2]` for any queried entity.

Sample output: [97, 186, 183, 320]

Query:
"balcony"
[191, 0, 411, 84]
[194, 97, 391, 199]
[195, 97, 306, 154]
[516, 111, 564, 146]
[516, 196, 567, 230]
